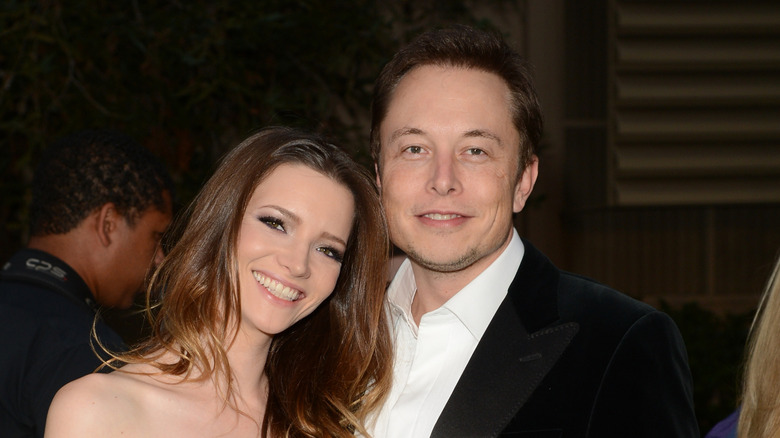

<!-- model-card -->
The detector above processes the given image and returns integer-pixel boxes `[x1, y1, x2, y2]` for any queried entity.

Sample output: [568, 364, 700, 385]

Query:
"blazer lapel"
[431, 239, 579, 438]
[431, 300, 578, 437]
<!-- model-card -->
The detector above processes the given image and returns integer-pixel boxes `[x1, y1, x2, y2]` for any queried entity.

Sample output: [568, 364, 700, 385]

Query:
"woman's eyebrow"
[321, 231, 347, 248]
[269, 204, 347, 247]
[267, 205, 300, 225]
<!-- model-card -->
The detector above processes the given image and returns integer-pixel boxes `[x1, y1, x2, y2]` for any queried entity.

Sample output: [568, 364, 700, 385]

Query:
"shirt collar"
[387, 257, 418, 334]
[387, 229, 525, 339]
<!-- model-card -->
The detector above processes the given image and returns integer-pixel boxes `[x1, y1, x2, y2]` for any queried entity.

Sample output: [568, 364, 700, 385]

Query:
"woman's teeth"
[252, 271, 301, 301]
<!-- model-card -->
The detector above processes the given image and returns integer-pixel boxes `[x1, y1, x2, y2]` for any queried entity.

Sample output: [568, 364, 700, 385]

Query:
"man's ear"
[513, 156, 539, 213]
[374, 162, 382, 189]
[95, 203, 119, 247]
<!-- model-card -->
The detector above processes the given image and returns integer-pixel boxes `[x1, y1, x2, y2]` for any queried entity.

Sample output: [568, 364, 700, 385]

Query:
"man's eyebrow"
[388, 127, 502, 145]
[463, 129, 502, 145]
[388, 127, 424, 143]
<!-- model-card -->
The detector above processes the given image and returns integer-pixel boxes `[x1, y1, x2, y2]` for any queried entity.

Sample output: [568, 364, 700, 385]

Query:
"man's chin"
[406, 248, 479, 274]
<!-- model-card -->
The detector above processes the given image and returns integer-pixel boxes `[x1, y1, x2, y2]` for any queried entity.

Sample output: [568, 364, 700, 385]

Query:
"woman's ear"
[374, 162, 382, 190]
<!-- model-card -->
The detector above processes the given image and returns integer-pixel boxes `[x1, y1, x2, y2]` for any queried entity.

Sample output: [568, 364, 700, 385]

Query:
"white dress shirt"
[368, 230, 524, 438]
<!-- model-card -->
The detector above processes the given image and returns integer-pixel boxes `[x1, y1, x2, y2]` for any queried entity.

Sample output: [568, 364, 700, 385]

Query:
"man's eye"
[404, 145, 423, 154]
[467, 148, 486, 155]
[259, 216, 285, 232]
[317, 246, 344, 263]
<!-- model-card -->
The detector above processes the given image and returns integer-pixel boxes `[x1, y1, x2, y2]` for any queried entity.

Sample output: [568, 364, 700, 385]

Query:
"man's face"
[376, 66, 537, 277]
[101, 199, 172, 309]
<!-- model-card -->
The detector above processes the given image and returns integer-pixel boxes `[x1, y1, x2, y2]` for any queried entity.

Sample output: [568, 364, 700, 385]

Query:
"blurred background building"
[519, 0, 780, 315]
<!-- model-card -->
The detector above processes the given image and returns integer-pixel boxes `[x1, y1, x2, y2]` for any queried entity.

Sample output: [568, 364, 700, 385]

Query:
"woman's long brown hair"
[114, 127, 392, 437]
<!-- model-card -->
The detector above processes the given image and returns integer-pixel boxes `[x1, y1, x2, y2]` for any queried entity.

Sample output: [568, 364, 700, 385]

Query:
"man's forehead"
[380, 78, 516, 135]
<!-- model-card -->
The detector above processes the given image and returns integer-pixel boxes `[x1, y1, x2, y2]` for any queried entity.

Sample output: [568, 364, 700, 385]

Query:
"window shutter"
[610, 1, 780, 205]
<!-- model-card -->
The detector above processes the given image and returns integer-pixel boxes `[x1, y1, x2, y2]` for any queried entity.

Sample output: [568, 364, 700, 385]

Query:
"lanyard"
[1, 248, 98, 313]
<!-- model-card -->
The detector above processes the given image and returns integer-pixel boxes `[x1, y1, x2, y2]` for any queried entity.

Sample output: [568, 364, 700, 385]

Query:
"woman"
[45, 127, 393, 437]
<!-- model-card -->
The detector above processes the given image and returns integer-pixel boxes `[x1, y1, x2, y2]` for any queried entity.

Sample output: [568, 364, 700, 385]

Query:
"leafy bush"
[662, 301, 754, 435]
[1, 0, 506, 258]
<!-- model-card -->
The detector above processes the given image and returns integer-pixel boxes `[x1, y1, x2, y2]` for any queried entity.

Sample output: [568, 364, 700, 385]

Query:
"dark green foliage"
[1, 0, 507, 259]
[661, 301, 754, 436]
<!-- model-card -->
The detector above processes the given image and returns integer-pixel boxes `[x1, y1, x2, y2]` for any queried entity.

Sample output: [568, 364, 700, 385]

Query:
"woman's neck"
[224, 326, 273, 405]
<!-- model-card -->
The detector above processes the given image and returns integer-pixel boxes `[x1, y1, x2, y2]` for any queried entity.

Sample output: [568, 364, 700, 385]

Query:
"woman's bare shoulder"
[44, 365, 167, 437]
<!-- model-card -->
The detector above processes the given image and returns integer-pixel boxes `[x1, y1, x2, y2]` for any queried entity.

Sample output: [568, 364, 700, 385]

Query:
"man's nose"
[429, 153, 462, 196]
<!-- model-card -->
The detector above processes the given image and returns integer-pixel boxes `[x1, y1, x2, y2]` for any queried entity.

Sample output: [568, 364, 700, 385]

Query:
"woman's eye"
[259, 216, 285, 232]
[317, 246, 344, 263]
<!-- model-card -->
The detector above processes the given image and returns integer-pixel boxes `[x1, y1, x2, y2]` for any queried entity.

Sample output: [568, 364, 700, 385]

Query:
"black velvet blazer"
[430, 240, 699, 438]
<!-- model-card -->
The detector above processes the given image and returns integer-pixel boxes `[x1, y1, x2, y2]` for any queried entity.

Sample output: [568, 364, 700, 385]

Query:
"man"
[0, 130, 174, 437]
[369, 26, 698, 437]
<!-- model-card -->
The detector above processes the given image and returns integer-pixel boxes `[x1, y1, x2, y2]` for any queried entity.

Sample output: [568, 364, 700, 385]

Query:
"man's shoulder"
[510, 240, 660, 331]
[554, 270, 678, 346]
[0, 289, 72, 361]
[558, 271, 655, 316]
[517, 240, 655, 318]
[0, 280, 124, 372]
[0, 293, 118, 371]
[0, 278, 98, 328]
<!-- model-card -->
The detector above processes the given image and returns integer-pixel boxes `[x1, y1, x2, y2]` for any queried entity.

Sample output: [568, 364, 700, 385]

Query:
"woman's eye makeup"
[259, 216, 285, 232]
[257, 214, 344, 263]
[317, 246, 344, 263]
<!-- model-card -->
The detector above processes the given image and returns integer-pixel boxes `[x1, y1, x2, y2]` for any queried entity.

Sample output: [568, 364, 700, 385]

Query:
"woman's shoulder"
[45, 365, 168, 437]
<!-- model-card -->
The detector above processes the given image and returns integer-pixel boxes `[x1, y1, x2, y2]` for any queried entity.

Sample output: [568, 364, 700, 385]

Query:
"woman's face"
[235, 163, 355, 341]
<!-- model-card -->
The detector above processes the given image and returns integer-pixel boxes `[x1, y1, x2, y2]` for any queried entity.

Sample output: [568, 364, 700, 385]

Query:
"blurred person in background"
[0, 129, 174, 438]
